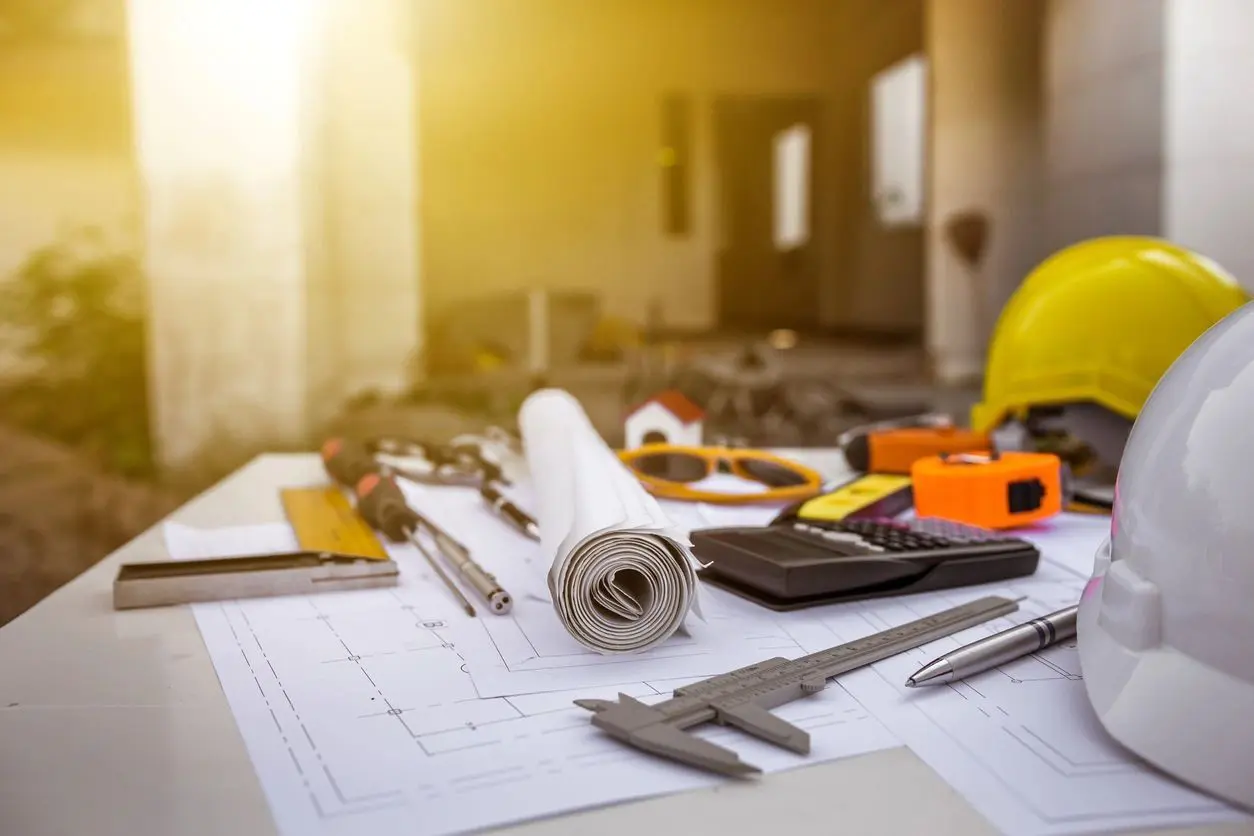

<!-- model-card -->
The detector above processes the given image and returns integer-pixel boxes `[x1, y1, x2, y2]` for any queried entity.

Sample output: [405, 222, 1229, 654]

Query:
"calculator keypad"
[793, 517, 1015, 554]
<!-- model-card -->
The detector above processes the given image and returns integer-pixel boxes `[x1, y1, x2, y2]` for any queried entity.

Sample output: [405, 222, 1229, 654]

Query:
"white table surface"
[1, 452, 1249, 836]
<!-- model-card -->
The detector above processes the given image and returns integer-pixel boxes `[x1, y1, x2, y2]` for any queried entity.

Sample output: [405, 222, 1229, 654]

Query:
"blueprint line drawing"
[389, 479, 810, 698]
[448, 581, 808, 698]
[170, 512, 1251, 836]
[796, 526, 1250, 835]
[190, 579, 899, 836]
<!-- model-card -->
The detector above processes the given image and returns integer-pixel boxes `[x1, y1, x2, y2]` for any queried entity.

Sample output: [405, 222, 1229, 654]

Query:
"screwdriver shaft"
[407, 528, 475, 617]
[426, 528, 513, 615]
[322, 438, 479, 617]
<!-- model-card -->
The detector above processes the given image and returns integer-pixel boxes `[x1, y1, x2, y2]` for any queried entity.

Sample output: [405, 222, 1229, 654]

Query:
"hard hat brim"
[1078, 574, 1254, 813]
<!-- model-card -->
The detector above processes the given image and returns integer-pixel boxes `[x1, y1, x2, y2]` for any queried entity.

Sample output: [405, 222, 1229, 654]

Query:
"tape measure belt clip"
[1007, 478, 1047, 514]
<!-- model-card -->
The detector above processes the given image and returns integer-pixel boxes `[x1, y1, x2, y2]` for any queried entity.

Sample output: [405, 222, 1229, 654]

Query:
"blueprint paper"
[810, 514, 1250, 835]
[517, 388, 704, 654]
[163, 521, 300, 558]
[441, 582, 802, 698]
[162, 523, 899, 836]
[390, 479, 808, 698]
[164, 511, 1250, 836]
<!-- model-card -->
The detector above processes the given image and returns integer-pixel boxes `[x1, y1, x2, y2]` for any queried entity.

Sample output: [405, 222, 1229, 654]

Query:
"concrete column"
[320, 0, 423, 394]
[127, 0, 422, 471]
[127, 0, 329, 469]
[1043, 0, 1167, 250]
[1162, 0, 1254, 288]
[1042, 0, 1253, 285]
[925, 0, 1046, 384]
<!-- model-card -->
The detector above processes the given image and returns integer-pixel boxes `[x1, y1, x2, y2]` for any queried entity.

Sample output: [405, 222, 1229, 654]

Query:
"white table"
[1, 453, 1247, 836]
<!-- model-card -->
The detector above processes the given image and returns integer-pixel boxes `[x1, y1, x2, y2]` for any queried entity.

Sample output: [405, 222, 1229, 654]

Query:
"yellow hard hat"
[971, 236, 1250, 433]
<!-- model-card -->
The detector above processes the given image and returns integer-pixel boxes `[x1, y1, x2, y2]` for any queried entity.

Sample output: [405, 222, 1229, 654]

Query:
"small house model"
[624, 390, 704, 449]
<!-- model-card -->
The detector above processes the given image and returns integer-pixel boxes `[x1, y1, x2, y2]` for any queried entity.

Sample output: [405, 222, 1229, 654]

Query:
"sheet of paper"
[164, 521, 300, 558]
[442, 582, 805, 697]
[163, 522, 899, 836]
[518, 389, 705, 654]
[388, 479, 801, 698]
[797, 515, 1250, 835]
[164, 511, 1251, 836]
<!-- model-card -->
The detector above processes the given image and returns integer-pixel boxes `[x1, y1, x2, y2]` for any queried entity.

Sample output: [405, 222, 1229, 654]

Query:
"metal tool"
[358, 474, 511, 615]
[366, 437, 484, 487]
[371, 475, 514, 613]
[480, 482, 539, 541]
[451, 426, 522, 461]
[323, 437, 475, 614]
[113, 552, 399, 610]
[281, 487, 390, 559]
[906, 603, 1078, 687]
[371, 433, 534, 545]
[575, 594, 1021, 776]
[404, 497, 512, 614]
[322, 438, 513, 616]
[835, 412, 955, 452]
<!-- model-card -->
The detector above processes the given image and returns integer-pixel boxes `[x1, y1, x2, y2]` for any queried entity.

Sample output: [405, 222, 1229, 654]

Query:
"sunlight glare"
[127, 0, 328, 175]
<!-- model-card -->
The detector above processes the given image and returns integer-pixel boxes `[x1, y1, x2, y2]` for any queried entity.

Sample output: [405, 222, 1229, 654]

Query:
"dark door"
[714, 97, 823, 332]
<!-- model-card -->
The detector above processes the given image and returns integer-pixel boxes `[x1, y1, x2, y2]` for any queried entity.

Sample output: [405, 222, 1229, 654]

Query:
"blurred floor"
[0, 340, 981, 626]
[336, 341, 980, 447]
[0, 425, 179, 626]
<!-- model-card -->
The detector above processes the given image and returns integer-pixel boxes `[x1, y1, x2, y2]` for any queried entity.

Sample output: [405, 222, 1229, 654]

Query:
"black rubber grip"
[843, 433, 870, 472]
[356, 475, 420, 542]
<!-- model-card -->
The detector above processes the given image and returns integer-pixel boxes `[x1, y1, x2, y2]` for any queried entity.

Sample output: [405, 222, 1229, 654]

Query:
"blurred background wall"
[0, 0, 135, 276]
[0, 0, 1252, 478]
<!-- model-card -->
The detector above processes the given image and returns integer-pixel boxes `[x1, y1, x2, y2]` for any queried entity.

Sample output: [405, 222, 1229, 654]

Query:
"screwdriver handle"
[354, 473, 421, 543]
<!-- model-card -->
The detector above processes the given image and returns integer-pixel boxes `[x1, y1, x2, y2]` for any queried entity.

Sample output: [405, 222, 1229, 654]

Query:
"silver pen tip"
[905, 659, 952, 687]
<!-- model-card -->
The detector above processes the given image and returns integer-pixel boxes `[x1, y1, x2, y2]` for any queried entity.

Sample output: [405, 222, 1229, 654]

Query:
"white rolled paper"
[518, 388, 704, 654]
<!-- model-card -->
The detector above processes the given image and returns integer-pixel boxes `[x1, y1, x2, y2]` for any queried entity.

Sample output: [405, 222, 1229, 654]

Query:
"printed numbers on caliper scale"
[575, 595, 1021, 776]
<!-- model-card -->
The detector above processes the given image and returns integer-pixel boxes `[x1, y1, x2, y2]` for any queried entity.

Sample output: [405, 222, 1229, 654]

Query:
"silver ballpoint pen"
[905, 604, 1078, 687]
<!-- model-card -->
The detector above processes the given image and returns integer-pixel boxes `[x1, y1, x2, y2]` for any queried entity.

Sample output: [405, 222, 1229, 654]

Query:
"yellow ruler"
[280, 486, 390, 560]
[794, 474, 914, 521]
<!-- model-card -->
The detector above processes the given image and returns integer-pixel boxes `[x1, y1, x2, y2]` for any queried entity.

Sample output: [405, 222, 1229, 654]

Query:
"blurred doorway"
[714, 96, 824, 332]
[825, 0, 926, 342]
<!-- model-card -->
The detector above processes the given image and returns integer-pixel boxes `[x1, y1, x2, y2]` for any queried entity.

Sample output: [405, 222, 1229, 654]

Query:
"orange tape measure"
[910, 450, 1063, 530]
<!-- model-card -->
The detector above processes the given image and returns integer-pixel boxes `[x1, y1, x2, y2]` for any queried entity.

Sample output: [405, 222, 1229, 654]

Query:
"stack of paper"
[517, 388, 704, 654]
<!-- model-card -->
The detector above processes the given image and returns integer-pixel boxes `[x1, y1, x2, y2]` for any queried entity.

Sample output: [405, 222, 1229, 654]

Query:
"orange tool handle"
[844, 426, 990, 474]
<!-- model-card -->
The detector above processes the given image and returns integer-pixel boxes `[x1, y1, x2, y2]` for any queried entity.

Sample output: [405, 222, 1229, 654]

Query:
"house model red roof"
[625, 389, 705, 425]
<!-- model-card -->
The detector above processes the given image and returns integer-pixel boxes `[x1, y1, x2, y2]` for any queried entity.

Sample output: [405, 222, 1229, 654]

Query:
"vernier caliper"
[575, 594, 1020, 776]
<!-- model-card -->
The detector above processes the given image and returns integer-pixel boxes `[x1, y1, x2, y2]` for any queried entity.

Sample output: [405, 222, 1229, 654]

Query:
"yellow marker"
[281, 487, 390, 560]
[793, 474, 914, 522]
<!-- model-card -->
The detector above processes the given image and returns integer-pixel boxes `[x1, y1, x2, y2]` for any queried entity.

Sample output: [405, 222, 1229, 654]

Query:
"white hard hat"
[1078, 301, 1254, 811]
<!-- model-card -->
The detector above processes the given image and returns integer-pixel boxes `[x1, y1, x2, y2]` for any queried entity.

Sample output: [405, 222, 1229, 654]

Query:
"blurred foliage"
[0, 228, 154, 477]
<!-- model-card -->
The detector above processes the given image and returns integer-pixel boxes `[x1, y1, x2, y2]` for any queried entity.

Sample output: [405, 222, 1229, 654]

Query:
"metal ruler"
[280, 487, 390, 561]
[576, 594, 1020, 776]
[114, 551, 399, 610]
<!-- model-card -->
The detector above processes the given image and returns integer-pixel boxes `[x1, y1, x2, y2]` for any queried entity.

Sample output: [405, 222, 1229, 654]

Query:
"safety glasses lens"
[629, 452, 709, 483]
[738, 458, 808, 487]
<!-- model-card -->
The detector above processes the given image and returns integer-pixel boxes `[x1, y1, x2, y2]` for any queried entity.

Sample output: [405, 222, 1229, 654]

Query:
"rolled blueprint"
[518, 388, 704, 654]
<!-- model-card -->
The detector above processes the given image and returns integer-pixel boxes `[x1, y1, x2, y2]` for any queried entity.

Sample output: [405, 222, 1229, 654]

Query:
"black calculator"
[692, 516, 1040, 611]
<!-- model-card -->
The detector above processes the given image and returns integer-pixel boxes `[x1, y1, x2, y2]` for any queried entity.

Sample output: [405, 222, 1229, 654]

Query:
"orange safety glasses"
[617, 445, 824, 504]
